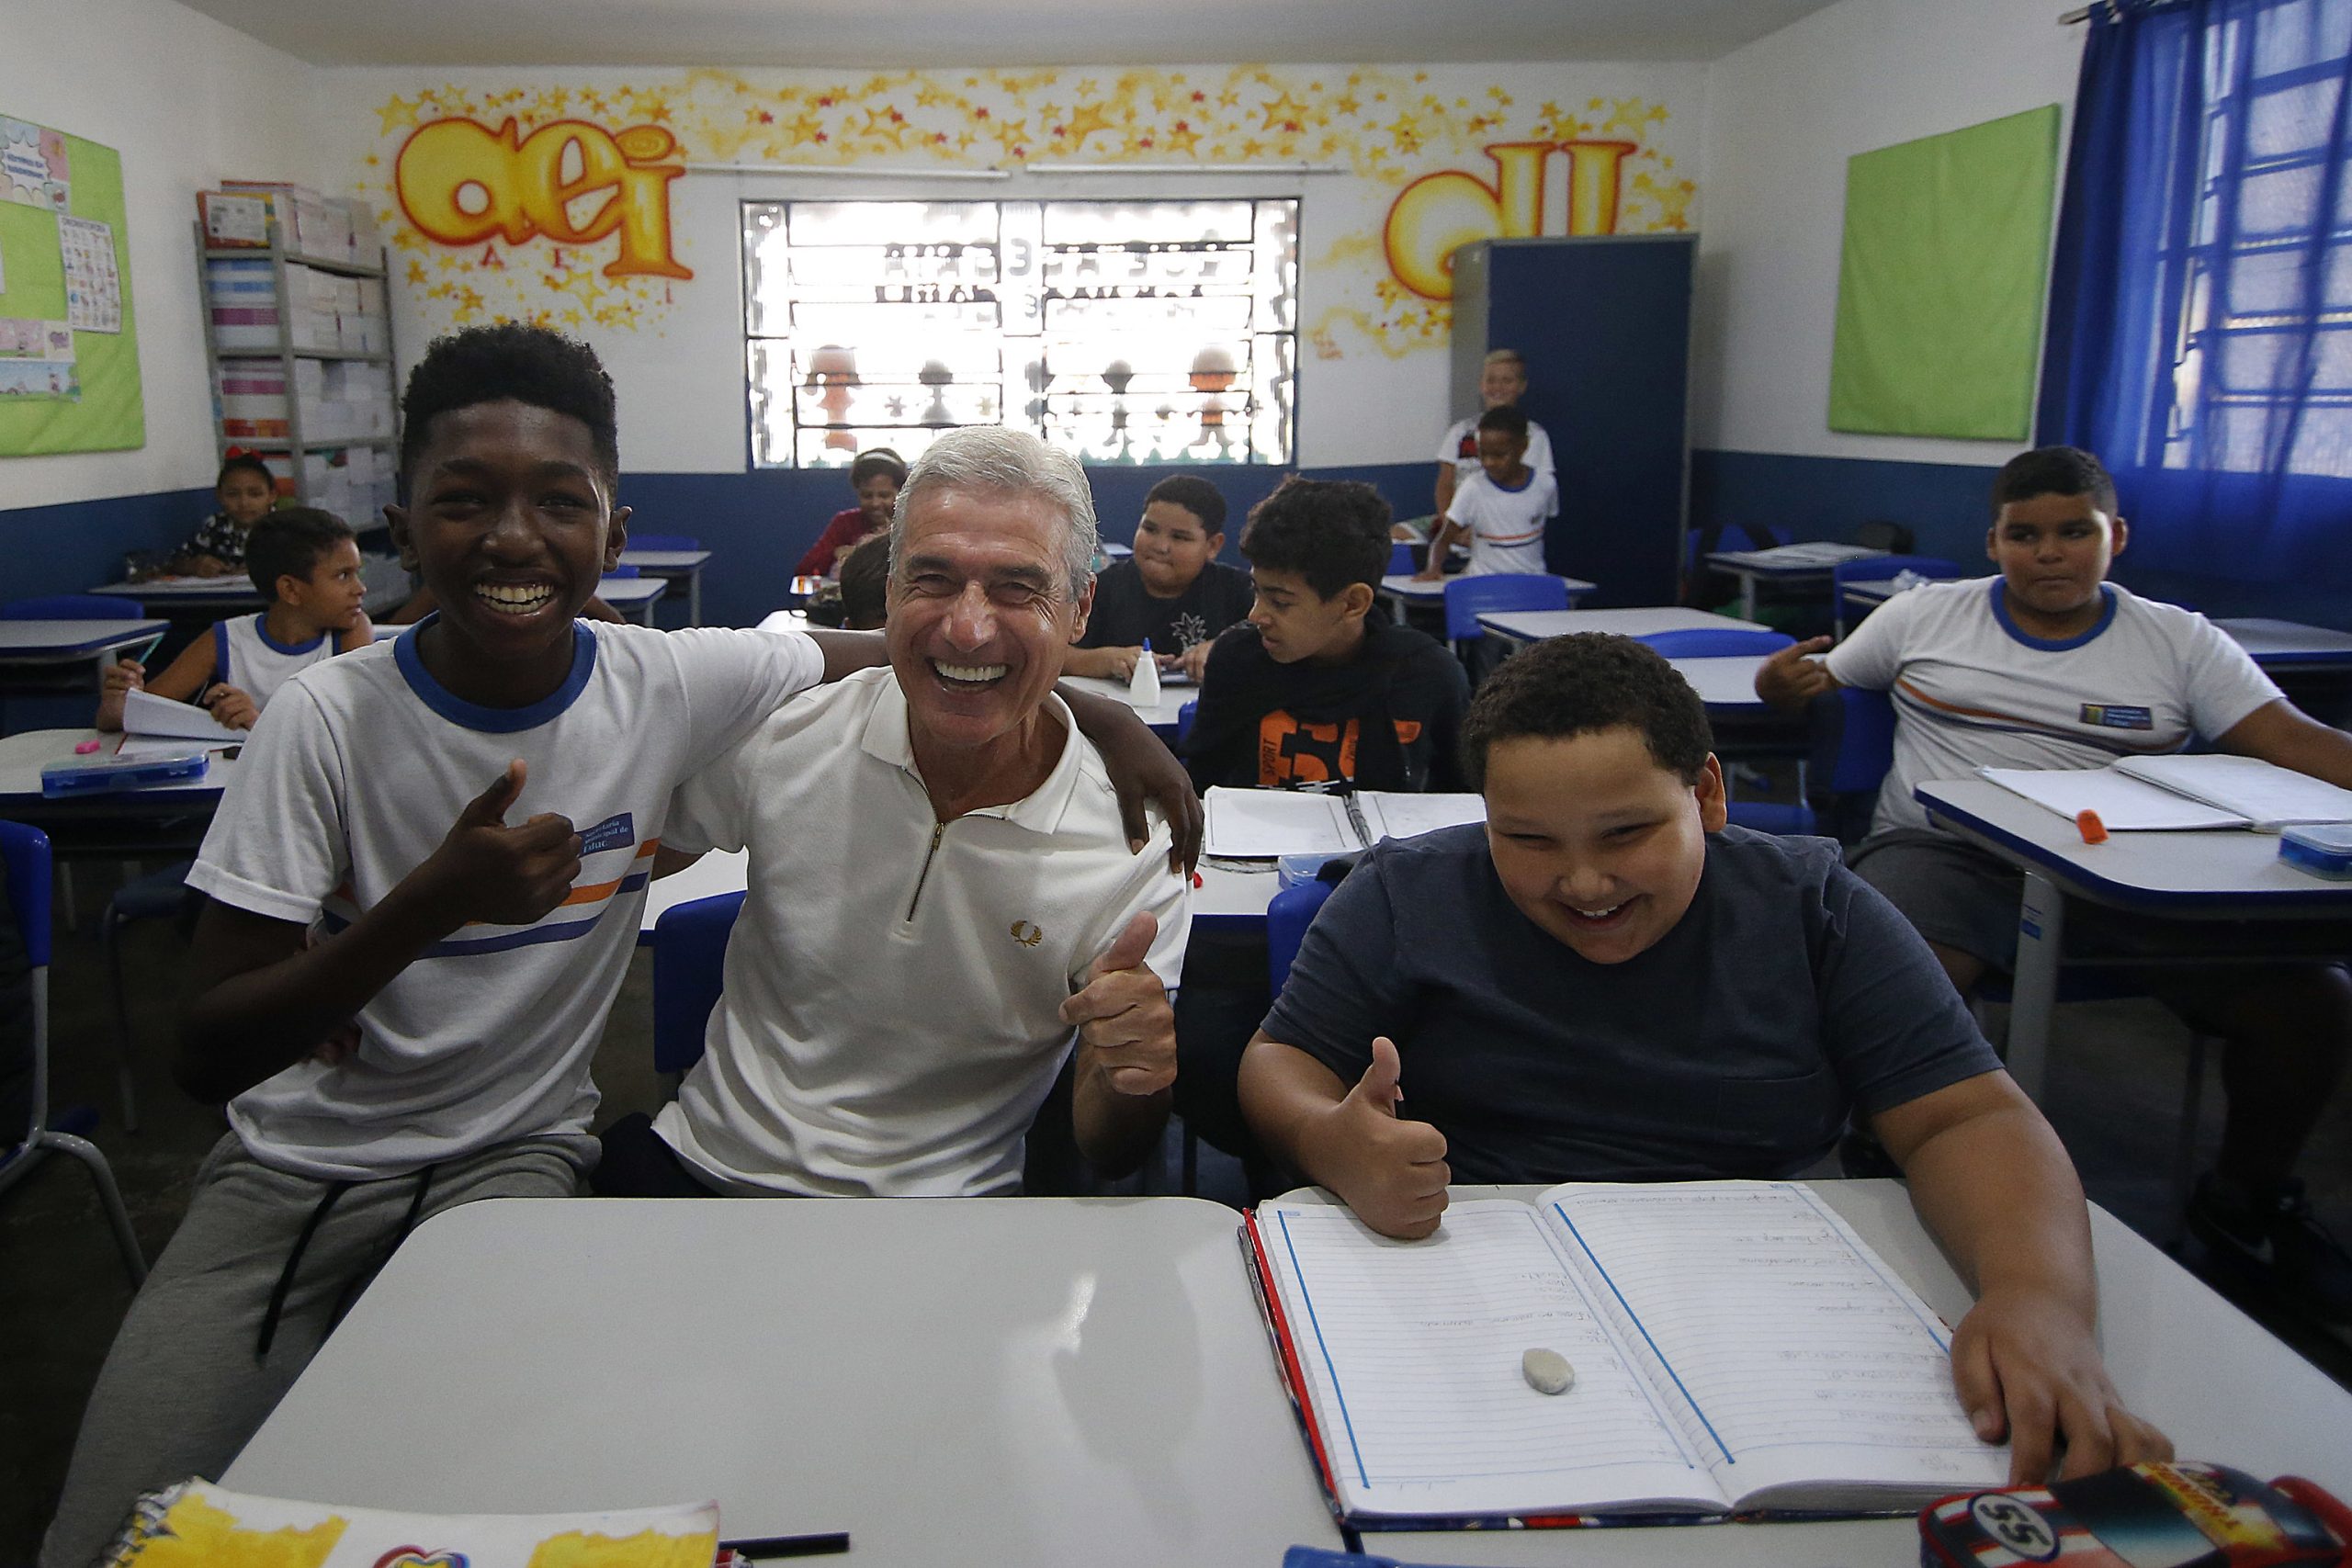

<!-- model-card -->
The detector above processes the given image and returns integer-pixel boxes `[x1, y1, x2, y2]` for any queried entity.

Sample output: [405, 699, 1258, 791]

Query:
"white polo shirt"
[1826, 576, 2283, 835]
[653, 666, 1192, 1197]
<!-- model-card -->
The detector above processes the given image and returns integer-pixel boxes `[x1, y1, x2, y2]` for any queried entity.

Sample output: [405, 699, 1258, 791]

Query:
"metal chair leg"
[100, 905, 141, 1133]
[40, 1129, 148, 1287]
[2171, 1032, 2212, 1250]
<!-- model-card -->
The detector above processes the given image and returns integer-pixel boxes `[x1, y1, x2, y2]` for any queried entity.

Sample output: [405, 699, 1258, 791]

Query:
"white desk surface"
[1380, 571, 1594, 604]
[89, 574, 263, 603]
[2215, 615, 2352, 666]
[223, 1195, 1341, 1567]
[639, 848, 748, 938]
[218, 1183, 2352, 1568]
[595, 575, 668, 606]
[0, 618, 165, 660]
[1667, 653, 1771, 714]
[1057, 671, 1192, 733]
[1704, 544, 1887, 577]
[1916, 776, 2352, 913]
[616, 548, 712, 570]
[0, 727, 235, 809]
[1477, 606, 1752, 640]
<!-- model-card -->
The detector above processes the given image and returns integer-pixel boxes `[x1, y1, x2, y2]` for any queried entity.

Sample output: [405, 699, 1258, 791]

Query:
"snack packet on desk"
[102, 1479, 721, 1567]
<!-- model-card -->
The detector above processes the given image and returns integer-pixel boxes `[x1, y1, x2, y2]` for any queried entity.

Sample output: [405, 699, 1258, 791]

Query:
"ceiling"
[175, 0, 1846, 69]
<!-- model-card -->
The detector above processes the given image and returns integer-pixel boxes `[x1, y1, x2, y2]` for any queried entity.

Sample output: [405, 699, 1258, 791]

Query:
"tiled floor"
[4, 890, 2347, 1564]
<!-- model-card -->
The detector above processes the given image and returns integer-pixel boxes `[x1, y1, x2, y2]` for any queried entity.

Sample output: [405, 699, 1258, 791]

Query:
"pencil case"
[2279, 824, 2352, 880]
[40, 751, 209, 797]
[1918, 1461, 2352, 1567]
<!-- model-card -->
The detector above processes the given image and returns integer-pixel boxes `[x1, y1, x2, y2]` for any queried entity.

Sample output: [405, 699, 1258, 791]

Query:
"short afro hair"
[1460, 634, 1712, 789]
[1238, 476, 1391, 601]
[1992, 446, 2118, 519]
[244, 507, 355, 599]
[849, 447, 908, 489]
[837, 531, 890, 630]
[1476, 405, 1530, 442]
[399, 322, 619, 487]
[216, 453, 275, 493]
[1144, 473, 1228, 536]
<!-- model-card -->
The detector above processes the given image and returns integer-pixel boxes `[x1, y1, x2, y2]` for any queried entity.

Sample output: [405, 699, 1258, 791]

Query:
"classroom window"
[742, 197, 1298, 468]
[2160, 0, 2352, 476]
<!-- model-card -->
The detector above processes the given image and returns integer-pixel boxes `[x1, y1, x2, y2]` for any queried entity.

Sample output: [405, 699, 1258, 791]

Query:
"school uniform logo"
[2079, 704, 2154, 731]
[1010, 920, 1044, 948]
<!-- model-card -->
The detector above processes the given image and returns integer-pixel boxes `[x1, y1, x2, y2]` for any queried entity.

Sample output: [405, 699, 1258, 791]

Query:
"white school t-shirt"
[653, 666, 1192, 1198]
[214, 613, 347, 711]
[1439, 413, 1557, 518]
[186, 619, 825, 1180]
[1825, 577, 2283, 836]
[1449, 467, 1558, 576]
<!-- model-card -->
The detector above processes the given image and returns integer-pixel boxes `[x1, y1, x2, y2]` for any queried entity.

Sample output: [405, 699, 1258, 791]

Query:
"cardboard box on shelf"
[198, 190, 271, 248]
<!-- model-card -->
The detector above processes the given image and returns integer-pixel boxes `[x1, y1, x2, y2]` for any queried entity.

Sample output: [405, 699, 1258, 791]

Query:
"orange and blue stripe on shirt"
[319, 820, 659, 957]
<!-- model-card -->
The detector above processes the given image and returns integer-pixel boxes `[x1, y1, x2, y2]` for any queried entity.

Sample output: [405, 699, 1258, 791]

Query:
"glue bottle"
[1129, 637, 1161, 708]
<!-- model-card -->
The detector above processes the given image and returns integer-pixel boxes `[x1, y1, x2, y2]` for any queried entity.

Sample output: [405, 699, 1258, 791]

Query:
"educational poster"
[341, 63, 1702, 363]
[1827, 106, 2061, 442]
[0, 112, 141, 455]
[59, 214, 119, 332]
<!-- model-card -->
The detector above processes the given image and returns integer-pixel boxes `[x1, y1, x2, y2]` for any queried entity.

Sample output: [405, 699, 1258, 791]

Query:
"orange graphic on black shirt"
[1256, 712, 1425, 785]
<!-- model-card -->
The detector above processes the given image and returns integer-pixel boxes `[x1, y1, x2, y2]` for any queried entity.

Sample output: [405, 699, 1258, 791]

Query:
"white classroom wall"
[1692, 0, 2084, 465]
[0, 0, 322, 511]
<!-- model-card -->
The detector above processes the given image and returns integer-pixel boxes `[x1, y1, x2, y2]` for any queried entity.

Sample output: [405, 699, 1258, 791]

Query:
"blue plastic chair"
[650, 890, 744, 1081]
[1634, 626, 1793, 659]
[1265, 877, 1336, 993]
[1442, 574, 1570, 649]
[0, 821, 147, 1286]
[1387, 540, 1414, 576]
[628, 533, 701, 551]
[1832, 555, 1962, 637]
[2, 595, 129, 620]
[1176, 699, 1198, 744]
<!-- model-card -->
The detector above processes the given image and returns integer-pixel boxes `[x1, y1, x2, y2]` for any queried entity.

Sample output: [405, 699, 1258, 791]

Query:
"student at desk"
[1757, 445, 2352, 1323]
[40, 328, 1197, 1568]
[1241, 633, 2173, 1483]
[1063, 474, 1251, 683]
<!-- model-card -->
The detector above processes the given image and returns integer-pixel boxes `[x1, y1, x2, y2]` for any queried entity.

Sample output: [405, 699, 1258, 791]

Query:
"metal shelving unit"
[192, 220, 399, 510]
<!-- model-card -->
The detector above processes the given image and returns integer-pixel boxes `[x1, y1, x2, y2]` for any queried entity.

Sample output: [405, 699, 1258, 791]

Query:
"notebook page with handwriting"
[1539, 1181, 2007, 1507]
[1259, 1200, 1721, 1522]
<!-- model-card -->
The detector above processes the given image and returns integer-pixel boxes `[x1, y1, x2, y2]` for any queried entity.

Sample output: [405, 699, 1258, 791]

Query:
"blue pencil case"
[41, 750, 209, 798]
[2279, 823, 2352, 880]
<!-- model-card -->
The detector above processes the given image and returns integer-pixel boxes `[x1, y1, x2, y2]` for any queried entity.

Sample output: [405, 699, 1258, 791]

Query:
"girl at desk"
[99, 509, 372, 733]
[159, 451, 278, 579]
[795, 447, 905, 578]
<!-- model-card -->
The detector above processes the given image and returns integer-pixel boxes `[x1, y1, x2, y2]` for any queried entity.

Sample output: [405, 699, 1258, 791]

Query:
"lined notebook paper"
[1978, 766, 2247, 831]
[1250, 1181, 2006, 1528]
[2115, 754, 2352, 831]
[1204, 787, 1486, 858]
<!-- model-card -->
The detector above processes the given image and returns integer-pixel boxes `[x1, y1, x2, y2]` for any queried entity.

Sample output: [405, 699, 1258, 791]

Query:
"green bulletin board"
[0, 115, 143, 455]
[1827, 106, 2061, 442]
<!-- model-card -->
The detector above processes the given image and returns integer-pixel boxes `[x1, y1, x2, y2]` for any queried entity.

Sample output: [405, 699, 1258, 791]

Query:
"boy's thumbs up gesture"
[1060, 909, 1176, 1097]
[1316, 1035, 1451, 1238]
[417, 760, 582, 931]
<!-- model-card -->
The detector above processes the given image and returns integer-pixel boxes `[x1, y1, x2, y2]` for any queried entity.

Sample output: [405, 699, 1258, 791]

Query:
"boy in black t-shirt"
[1182, 477, 1467, 793]
[1067, 474, 1253, 682]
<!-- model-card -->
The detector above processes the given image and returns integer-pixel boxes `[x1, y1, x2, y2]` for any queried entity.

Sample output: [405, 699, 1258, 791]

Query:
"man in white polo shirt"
[594, 426, 1190, 1197]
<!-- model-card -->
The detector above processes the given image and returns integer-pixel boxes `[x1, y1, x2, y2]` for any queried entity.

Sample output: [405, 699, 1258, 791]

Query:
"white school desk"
[218, 1184, 2352, 1568]
[0, 618, 164, 682]
[637, 848, 750, 941]
[223, 1195, 1342, 1567]
[616, 548, 713, 626]
[1914, 776, 2352, 1102]
[1374, 571, 1594, 622]
[1057, 671, 1192, 738]
[1666, 653, 1772, 716]
[595, 574, 667, 625]
[0, 727, 233, 857]
[91, 558, 414, 619]
[1476, 605, 1757, 651]
[2214, 615, 2352, 672]
[1703, 543, 1886, 620]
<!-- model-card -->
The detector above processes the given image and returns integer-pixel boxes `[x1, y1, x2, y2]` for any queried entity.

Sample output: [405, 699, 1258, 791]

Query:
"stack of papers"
[118, 688, 242, 757]
[1980, 754, 2352, 833]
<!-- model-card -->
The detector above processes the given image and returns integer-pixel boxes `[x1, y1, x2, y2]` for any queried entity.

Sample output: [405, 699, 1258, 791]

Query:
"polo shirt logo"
[1010, 920, 1044, 948]
[2079, 703, 2154, 731]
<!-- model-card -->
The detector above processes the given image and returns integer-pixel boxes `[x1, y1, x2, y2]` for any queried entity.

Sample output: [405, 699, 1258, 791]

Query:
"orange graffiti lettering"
[394, 117, 691, 281]
[1382, 141, 1639, 301]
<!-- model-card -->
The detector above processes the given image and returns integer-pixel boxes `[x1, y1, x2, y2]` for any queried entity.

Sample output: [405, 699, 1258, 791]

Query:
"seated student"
[40, 327, 1196, 1568]
[835, 529, 890, 631]
[1064, 474, 1253, 682]
[594, 426, 1187, 1198]
[1182, 477, 1469, 794]
[795, 446, 905, 579]
[1757, 444, 2352, 1321]
[157, 451, 277, 579]
[1412, 347, 1556, 543]
[1414, 405, 1557, 581]
[1242, 633, 2173, 1483]
[98, 509, 373, 733]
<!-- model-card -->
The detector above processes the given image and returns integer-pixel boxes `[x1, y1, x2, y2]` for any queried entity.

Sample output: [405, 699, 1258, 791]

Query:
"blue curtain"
[2039, 0, 2352, 591]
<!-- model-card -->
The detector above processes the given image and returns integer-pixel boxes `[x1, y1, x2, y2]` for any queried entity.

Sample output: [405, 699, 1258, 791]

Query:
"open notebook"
[1246, 1182, 2005, 1530]
[1982, 754, 2352, 833]
[1204, 787, 1486, 858]
[118, 687, 243, 757]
